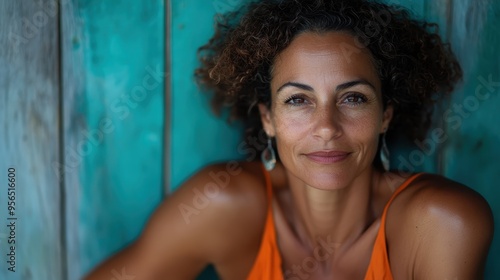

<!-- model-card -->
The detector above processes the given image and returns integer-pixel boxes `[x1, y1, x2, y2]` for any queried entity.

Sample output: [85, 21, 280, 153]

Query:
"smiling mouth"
[304, 151, 351, 164]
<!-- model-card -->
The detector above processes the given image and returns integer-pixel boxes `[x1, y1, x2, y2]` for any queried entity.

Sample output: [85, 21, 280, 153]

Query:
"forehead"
[271, 31, 380, 90]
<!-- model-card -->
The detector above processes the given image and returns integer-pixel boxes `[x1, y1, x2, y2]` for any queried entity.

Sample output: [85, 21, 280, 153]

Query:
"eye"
[342, 93, 367, 105]
[284, 94, 308, 106]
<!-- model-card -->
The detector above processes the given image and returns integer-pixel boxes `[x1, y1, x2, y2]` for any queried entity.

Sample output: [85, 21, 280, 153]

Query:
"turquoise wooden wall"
[0, 0, 498, 279]
[65, 0, 165, 277]
[441, 1, 500, 276]
[1, 0, 164, 279]
[170, 1, 245, 190]
[1, 1, 63, 279]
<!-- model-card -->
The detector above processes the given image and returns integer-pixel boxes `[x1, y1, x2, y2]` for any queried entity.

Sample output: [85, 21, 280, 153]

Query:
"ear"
[258, 103, 276, 137]
[381, 103, 394, 133]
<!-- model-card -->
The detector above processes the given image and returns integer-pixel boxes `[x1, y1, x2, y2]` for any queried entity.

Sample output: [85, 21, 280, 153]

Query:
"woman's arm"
[84, 163, 267, 280]
[83, 168, 217, 279]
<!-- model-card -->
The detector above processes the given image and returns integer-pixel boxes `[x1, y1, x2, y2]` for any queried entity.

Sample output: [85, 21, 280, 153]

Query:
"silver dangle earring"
[381, 133, 390, 171]
[261, 137, 276, 171]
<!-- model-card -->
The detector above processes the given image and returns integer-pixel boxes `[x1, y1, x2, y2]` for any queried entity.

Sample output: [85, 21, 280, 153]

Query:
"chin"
[300, 167, 352, 191]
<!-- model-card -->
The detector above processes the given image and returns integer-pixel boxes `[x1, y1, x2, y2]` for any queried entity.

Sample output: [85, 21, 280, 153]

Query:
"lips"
[304, 151, 351, 164]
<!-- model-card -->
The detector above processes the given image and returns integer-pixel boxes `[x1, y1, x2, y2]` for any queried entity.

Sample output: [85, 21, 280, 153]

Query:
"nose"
[312, 104, 342, 141]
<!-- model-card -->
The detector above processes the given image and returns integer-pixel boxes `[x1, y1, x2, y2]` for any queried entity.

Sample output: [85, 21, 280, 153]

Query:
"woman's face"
[259, 31, 393, 190]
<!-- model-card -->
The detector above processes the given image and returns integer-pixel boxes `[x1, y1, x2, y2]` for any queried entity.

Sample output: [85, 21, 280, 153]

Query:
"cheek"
[344, 112, 383, 158]
[273, 121, 303, 153]
[272, 109, 312, 140]
[342, 106, 384, 132]
[330, 109, 384, 158]
[269, 111, 310, 163]
[346, 114, 381, 135]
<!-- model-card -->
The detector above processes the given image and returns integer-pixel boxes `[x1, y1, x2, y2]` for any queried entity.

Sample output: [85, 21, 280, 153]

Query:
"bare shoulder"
[156, 160, 268, 242]
[171, 161, 267, 225]
[126, 161, 268, 277]
[389, 173, 493, 232]
[387, 173, 494, 279]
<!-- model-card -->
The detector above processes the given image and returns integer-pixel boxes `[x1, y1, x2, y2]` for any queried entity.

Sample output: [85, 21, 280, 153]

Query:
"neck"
[284, 167, 381, 253]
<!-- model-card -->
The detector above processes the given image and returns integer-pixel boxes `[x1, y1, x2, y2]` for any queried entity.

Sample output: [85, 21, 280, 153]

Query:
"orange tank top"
[246, 167, 423, 280]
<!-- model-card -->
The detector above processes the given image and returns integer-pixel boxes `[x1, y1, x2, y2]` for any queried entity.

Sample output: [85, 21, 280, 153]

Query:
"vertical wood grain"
[423, 0, 453, 175]
[0, 1, 63, 279]
[165, 0, 172, 194]
[74, 0, 166, 276]
[171, 0, 246, 191]
[441, 0, 500, 278]
[60, 0, 86, 278]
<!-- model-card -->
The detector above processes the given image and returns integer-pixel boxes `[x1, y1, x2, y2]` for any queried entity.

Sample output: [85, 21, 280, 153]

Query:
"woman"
[86, 0, 493, 279]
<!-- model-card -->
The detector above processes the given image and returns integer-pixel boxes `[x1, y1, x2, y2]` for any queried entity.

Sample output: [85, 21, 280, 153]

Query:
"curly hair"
[195, 0, 462, 165]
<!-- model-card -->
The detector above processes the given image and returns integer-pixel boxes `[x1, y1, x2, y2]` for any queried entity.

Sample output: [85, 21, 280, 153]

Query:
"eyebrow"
[276, 79, 376, 94]
[277, 82, 313, 93]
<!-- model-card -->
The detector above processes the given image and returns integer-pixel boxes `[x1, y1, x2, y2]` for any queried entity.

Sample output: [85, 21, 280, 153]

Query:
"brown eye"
[343, 93, 367, 105]
[285, 95, 308, 106]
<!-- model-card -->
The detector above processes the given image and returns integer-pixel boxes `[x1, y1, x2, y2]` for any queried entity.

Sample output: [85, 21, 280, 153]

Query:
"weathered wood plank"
[59, 0, 86, 279]
[171, 0, 246, 191]
[442, 0, 500, 279]
[0, 1, 63, 279]
[164, 0, 172, 194]
[73, 0, 166, 276]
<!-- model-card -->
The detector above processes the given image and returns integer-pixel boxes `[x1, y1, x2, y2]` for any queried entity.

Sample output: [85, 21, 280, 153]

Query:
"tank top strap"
[364, 172, 425, 280]
[379, 172, 424, 234]
[246, 164, 283, 280]
[382, 172, 424, 218]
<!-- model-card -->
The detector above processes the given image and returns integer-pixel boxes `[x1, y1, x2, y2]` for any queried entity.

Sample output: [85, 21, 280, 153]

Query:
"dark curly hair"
[195, 0, 462, 166]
